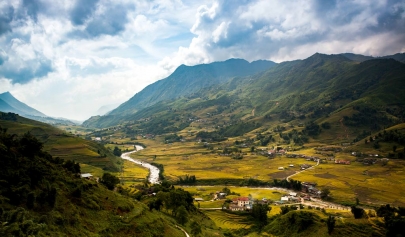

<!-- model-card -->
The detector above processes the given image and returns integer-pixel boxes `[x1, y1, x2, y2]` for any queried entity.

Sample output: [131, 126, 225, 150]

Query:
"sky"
[0, 0, 404, 121]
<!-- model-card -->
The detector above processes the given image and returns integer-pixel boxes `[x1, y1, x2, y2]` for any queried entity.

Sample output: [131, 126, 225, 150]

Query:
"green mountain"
[83, 53, 405, 145]
[83, 59, 276, 128]
[341, 52, 405, 63]
[0, 112, 121, 171]
[95, 54, 405, 142]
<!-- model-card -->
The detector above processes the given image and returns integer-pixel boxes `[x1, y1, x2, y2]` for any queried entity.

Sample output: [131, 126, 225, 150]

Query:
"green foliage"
[376, 204, 405, 237]
[190, 220, 202, 236]
[273, 179, 302, 191]
[351, 206, 365, 219]
[303, 122, 321, 137]
[251, 202, 271, 228]
[177, 174, 197, 184]
[196, 131, 226, 142]
[320, 187, 330, 200]
[176, 205, 188, 225]
[101, 173, 120, 190]
[265, 211, 316, 236]
[112, 146, 122, 157]
[164, 133, 183, 143]
[0, 127, 187, 236]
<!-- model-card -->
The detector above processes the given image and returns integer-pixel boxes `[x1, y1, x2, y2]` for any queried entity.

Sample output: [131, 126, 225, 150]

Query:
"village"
[194, 181, 351, 213]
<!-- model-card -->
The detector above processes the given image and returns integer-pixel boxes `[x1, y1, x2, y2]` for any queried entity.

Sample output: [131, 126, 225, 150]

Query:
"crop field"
[292, 160, 405, 206]
[119, 160, 149, 182]
[119, 129, 405, 207]
[201, 210, 252, 229]
[183, 186, 286, 200]
[131, 141, 318, 181]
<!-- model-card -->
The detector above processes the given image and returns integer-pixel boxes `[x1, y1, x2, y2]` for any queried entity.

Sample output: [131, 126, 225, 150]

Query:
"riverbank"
[120, 146, 160, 184]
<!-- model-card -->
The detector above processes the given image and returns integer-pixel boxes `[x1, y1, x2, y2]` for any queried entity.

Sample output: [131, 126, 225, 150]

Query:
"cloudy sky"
[0, 0, 404, 121]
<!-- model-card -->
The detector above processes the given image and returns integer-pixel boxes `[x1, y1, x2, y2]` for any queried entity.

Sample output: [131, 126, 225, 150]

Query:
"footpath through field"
[286, 158, 320, 182]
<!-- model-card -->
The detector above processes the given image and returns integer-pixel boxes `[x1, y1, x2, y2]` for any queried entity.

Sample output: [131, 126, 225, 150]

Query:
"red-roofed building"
[229, 197, 253, 211]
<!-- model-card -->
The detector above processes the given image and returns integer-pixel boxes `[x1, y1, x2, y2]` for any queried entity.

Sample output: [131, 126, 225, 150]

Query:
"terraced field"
[202, 210, 252, 229]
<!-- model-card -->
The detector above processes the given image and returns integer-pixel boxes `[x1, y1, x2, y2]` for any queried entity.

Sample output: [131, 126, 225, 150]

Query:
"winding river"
[121, 146, 350, 211]
[120, 145, 160, 184]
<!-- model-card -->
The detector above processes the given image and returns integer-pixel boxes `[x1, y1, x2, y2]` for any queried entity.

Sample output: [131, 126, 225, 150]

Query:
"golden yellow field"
[124, 137, 405, 206]
[130, 141, 317, 181]
[293, 161, 405, 206]
[180, 186, 287, 208]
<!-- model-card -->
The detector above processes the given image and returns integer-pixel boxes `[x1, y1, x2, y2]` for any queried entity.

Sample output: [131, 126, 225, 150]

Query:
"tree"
[320, 188, 330, 200]
[176, 205, 188, 225]
[190, 221, 202, 236]
[351, 206, 365, 219]
[252, 202, 271, 228]
[101, 173, 120, 190]
[326, 215, 336, 235]
[113, 146, 122, 157]
[393, 145, 397, 152]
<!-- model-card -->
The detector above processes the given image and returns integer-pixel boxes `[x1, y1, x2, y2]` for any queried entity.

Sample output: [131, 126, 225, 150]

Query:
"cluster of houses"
[334, 160, 351, 165]
[302, 182, 321, 197]
[268, 149, 287, 156]
[274, 192, 300, 204]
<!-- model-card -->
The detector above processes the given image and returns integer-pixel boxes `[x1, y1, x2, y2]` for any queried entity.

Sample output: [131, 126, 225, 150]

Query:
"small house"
[80, 173, 93, 179]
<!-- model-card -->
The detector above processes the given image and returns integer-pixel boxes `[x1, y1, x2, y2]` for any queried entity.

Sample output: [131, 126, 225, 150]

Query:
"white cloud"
[0, 0, 404, 121]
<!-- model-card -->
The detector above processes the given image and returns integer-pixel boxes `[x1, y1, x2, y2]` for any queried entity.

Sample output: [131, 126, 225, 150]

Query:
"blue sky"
[0, 0, 404, 121]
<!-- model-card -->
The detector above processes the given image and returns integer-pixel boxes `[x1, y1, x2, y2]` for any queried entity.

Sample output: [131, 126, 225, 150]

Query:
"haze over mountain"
[95, 103, 120, 116]
[0, 92, 77, 125]
[0, 92, 46, 117]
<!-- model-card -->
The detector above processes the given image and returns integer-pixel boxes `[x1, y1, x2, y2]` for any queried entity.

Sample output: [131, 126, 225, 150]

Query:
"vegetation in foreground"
[0, 127, 223, 236]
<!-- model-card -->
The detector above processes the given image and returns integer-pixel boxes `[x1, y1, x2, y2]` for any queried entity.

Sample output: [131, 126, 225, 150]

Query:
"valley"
[1, 53, 405, 236]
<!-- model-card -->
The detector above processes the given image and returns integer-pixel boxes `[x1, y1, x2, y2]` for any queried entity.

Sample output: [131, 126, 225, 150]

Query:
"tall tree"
[326, 215, 336, 235]
[176, 205, 188, 225]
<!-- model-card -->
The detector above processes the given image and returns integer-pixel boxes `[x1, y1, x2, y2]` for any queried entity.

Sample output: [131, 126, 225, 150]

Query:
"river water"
[120, 145, 160, 184]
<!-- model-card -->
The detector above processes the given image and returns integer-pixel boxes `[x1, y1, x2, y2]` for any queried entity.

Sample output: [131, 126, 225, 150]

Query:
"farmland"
[126, 136, 405, 207]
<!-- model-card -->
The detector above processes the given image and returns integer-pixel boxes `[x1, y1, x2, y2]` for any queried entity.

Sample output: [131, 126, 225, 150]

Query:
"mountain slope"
[83, 59, 275, 128]
[0, 91, 46, 116]
[341, 52, 405, 63]
[0, 112, 121, 171]
[0, 92, 78, 125]
[0, 128, 187, 237]
[109, 58, 276, 116]
[98, 53, 405, 144]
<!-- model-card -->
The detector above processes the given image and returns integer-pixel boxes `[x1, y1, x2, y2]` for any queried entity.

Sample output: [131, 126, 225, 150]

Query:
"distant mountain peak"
[0, 92, 46, 117]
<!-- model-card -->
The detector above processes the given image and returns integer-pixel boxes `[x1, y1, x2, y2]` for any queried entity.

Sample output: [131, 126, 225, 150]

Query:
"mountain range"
[82, 52, 405, 134]
[0, 92, 78, 125]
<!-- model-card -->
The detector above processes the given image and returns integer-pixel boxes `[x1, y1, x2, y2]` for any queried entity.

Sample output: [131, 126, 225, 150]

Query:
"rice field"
[292, 160, 405, 206]
[125, 137, 405, 206]
[131, 141, 313, 181]
[201, 210, 252, 229]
